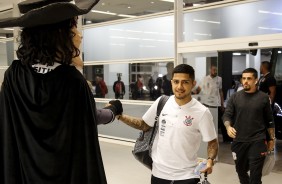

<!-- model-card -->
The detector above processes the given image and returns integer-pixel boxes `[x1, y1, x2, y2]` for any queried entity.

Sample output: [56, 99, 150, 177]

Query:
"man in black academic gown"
[0, 1, 122, 184]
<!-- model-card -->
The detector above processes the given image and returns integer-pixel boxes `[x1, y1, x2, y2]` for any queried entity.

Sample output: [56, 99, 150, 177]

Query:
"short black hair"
[242, 68, 258, 79]
[261, 61, 271, 71]
[172, 64, 195, 80]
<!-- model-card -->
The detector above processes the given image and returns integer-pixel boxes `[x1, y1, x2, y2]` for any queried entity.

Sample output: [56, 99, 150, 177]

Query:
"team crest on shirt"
[183, 115, 194, 126]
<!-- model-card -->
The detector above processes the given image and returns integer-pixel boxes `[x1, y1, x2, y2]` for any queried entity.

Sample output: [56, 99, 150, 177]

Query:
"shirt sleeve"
[142, 96, 162, 127]
[222, 94, 235, 124]
[198, 109, 217, 142]
[264, 96, 275, 128]
[267, 76, 277, 87]
[96, 109, 115, 125]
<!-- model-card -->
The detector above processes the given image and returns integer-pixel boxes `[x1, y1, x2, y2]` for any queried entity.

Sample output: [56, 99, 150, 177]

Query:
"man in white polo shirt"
[118, 64, 218, 184]
[196, 65, 232, 143]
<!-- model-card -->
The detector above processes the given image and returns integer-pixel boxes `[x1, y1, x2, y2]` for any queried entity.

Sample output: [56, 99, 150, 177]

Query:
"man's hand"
[201, 159, 214, 174]
[109, 100, 123, 115]
[267, 139, 275, 151]
[226, 126, 236, 138]
[104, 100, 123, 116]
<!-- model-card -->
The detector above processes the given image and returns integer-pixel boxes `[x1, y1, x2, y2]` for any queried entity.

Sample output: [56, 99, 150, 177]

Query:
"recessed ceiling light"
[91, 10, 117, 15]
[3, 28, 14, 31]
[159, 0, 174, 3]
[118, 14, 137, 18]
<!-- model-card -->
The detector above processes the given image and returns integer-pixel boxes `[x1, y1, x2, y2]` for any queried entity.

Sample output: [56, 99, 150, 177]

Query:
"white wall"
[106, 63, 129, 86]
[232, 56, 246, 75]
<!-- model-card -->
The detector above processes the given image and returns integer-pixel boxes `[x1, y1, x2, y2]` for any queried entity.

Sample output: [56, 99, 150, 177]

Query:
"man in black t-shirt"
[258, 61, 276, 105]
[223, 68, 275, 184]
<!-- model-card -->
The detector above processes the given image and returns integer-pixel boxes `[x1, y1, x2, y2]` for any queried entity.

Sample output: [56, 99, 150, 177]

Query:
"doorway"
[218, 48, 282, 174]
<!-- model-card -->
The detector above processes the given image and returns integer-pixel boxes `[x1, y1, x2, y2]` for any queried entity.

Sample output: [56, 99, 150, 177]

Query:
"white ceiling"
[0, 0, 220, 36]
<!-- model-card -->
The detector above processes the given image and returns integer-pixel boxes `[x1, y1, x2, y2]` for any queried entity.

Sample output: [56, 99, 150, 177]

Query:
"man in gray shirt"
[223, 68, 275, 184]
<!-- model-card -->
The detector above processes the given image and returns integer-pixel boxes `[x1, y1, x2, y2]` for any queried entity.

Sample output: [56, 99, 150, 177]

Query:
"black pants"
[151, 175, 200, 184]
[231, 140, 267, 184]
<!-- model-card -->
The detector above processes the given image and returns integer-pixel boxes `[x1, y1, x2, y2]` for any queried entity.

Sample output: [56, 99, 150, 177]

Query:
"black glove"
[104, 100, 123, 116]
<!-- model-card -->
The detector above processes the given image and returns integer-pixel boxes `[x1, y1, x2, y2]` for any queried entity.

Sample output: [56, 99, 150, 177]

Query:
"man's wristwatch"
[207, 157, 215, 165]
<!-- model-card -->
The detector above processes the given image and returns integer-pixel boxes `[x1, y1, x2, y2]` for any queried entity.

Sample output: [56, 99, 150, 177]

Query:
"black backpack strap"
[156, 95, 170, 117]
[149, 95, 170, 144]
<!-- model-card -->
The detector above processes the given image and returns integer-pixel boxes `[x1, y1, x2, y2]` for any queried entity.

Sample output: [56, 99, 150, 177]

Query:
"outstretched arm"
[117, 114, 151, 132]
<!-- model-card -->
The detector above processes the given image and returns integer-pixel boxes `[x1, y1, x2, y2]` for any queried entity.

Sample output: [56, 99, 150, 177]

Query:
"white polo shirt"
[200, 75, 222, 106]
[142, 96, 217, 180]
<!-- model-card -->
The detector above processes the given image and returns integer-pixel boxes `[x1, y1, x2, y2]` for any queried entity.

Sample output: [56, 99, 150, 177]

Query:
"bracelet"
[207, 157, 215, 166]
[269, 138, 276, 141]
[207, 157, 215, 161]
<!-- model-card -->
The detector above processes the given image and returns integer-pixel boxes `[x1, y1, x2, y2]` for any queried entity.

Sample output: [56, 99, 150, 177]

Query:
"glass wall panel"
[83, 16, 174, 61]
[83, 61, 174, 100]
[0, 39, 14, 87]
[0, 40, 14, 66]
[274, 48, 282, 82]
[82, 0, 223, 25]
[184, 0, 282, 42]
[183, 52, 220, 107]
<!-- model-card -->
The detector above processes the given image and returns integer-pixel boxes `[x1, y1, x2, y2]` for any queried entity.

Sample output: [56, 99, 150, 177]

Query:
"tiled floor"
[100, 140, 282, 184]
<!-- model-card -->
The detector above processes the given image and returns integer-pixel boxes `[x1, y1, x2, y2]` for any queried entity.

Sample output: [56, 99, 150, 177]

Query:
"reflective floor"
[100, 140, 282, 184]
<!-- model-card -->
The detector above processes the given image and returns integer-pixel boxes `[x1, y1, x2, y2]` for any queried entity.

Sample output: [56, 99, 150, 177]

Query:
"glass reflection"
[83, 62, 174, 100]
[182, 52, 220, 107]
[82, 0, 223, 25]
[184, 0, 282, 42]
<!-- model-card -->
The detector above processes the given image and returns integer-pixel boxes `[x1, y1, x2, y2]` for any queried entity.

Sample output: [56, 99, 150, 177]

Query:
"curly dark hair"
[16, 17, 80, 66]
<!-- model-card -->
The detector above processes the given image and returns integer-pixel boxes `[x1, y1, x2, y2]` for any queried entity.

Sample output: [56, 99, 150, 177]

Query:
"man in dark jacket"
[113, 76, 126, 99]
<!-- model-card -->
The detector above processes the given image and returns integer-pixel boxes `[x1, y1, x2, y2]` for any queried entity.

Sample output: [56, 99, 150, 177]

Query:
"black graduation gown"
[0, 60, 107, 184]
